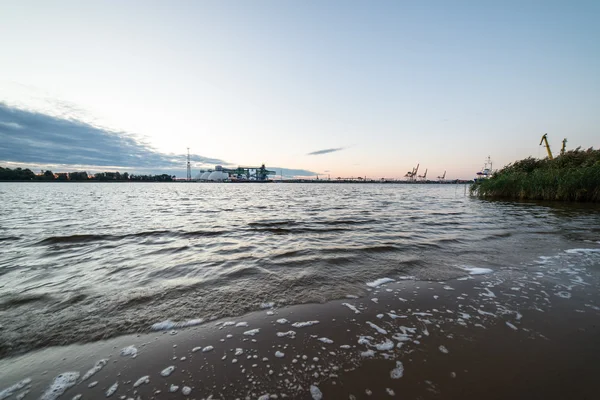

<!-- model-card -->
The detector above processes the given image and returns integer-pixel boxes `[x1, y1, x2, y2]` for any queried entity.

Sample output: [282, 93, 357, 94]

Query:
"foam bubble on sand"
[120, 345, 137, 358]
[318, 337, 334, 344]
[505, 321, 518, 330]
[105, 382, 118, 397]
[192, 346, 202, 352]
[222, 321, 236, 327]
[70, 395, 81, 400]
[459, 266, 493, 275]
[40, 373, 79, 400]
[370, 339, 392, 351]
[439, 345, 449, 354]
[181, 386, 192, 395]
[81, 359, 108, 381]
[345, 294, 359, 299]
[342, 303, 361, 314]
[443, 285, 455, 291]
[244, 329, 260, 336]
[366, 321, 387, 334]
[276, 318, 289, 324]
[390, 361, 404, 379]
[88, 382, 97, 388]
[481, 288, 496, 298]
[236, 322, 249, 327]
[169, 385, 179, 393]
[340, 345, 351, 349]
[310, 385, 323, 400]
[366, 278, 395, 288]
[291, 321, 319, 328]
[258, 395, 270, 400]
[0, 378, 32, 400]
[261, 302, 275, 309]
[276, 330, 296, 338]
[160, 366, 175, 377]
[202, 346, 214, 352]
[150, 319, 203, 331]
[275, 351, 285, 358]
[386, 388, 395, 396]
[133, 376, 150, 388]
[235, 348, 244, 356]
[361, 350, 375, 358]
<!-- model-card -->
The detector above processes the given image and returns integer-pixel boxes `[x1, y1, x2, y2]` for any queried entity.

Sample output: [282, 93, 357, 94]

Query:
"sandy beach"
[2, 257, 599, 400]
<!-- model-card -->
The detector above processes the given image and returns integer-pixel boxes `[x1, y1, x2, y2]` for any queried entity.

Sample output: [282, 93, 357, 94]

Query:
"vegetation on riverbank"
[0, 167, 175, 182]
[471, 148, 600, 202]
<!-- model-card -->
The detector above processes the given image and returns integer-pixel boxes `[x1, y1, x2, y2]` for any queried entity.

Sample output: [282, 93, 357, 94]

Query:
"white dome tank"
[200, 172, 211, 180]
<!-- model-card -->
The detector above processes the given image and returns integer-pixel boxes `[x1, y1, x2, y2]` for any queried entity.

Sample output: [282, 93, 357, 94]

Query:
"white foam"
[70, 395, 80, 400]
[243, 329, 260, 336]
[459, 266, 493, 275]
[481, 288, 496, 298]
[276, 318, 289, 324]
[342, 303, 361, 314]
[310, 385, 323, 400]
[160, 366, 175, 377]
[40, 373, 79, 400]
[291, 321, 319, 328]
[105, 382, 118, 397]
[439, 345, 449, 354]
[374, 339, 394, 351]
[0, 378, 32, 400]
[361, 350, 375, 358]
[366, 321, 387, 334]
[222, 321, 236, 327]
[565, 248, 600, 254]
[182, 387, 192, 395]
[202, 345, 214, 352]
[133, 376, 149, 388]
[366, 278, 394, 288]
[275, 351, 285, 358]
[505, 321, 518, 330]
[390, 361, 404, 379]
[192, 346, 202, 352]
[150, 318, 203, 331]
[235, 348, 244, 356]
[386, 388, 395, 396]
[169, 384, 179, 393]
[81, 359, 107, 381]
[236, 322, 249, 327]
[258, 395, 270, 400]
[318, 337, 333, 344]
[276, 330, 296, 338]
[120, 345, 137, 358]
[556, 291, 571, 299]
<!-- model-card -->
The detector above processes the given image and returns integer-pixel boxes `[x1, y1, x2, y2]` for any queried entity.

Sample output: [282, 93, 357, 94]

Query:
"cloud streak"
[0, 103, 316, 177]
[307, 147, 345, 156]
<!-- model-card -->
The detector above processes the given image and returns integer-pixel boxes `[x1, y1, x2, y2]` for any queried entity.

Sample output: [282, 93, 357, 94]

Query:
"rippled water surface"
[1, 182, 599, 357]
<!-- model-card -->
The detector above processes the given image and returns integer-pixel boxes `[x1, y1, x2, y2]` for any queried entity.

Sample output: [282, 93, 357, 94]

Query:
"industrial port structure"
[197, 164, 276, 182]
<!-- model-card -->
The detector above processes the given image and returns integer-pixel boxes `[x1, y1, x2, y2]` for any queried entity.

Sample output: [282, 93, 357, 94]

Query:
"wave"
[36, 229, 230, 245]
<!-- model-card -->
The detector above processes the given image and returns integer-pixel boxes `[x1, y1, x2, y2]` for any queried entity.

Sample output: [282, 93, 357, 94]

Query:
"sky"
[0, 0, 598, 179]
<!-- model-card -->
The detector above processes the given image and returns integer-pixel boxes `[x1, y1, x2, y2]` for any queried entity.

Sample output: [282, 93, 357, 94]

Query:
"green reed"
[471, 147, 600, 202]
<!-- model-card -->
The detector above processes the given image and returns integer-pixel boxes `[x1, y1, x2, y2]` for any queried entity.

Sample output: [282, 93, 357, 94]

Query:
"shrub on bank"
[471, 148, 600, 202]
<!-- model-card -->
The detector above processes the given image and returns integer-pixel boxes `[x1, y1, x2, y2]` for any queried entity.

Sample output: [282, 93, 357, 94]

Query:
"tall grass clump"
[471, 147, 600, 202]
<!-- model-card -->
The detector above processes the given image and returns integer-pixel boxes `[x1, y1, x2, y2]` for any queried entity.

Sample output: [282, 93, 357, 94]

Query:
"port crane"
[404, 163, 419, 181]
[539, 134, 568, 160]
[418, 168, 428, 180]
[437, 171, 446, 181]
[539, 134, 554, 160]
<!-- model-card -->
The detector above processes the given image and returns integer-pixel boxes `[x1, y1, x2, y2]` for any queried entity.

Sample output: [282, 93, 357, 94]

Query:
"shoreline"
[2, 263, 599, 399]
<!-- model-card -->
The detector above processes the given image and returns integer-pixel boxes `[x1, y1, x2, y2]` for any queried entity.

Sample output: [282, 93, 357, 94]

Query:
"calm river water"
[1, 182, 599, 358]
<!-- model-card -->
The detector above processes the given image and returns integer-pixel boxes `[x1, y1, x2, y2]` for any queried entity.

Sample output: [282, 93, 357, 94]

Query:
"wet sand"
[1, 264, 600, 400]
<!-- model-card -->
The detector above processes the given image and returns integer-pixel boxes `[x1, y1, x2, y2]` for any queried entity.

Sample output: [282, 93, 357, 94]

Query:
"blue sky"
[0, 0, 598, 179]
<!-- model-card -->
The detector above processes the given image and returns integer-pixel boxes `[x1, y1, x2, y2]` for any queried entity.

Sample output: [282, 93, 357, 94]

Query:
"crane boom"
[539, 134, 554, 160]
[561, 138, 567, 155]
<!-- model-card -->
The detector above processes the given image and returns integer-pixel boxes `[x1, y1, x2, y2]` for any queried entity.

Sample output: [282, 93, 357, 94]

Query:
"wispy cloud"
[307, 147, 345, 156]
[0, 103, 316, 177]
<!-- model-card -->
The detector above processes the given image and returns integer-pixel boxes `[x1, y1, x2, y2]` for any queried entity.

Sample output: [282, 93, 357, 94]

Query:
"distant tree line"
[0, 167, 176, 182]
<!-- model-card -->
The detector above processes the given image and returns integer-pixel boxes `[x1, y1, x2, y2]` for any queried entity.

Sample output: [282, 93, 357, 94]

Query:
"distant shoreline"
[0, 180, 473, 184]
